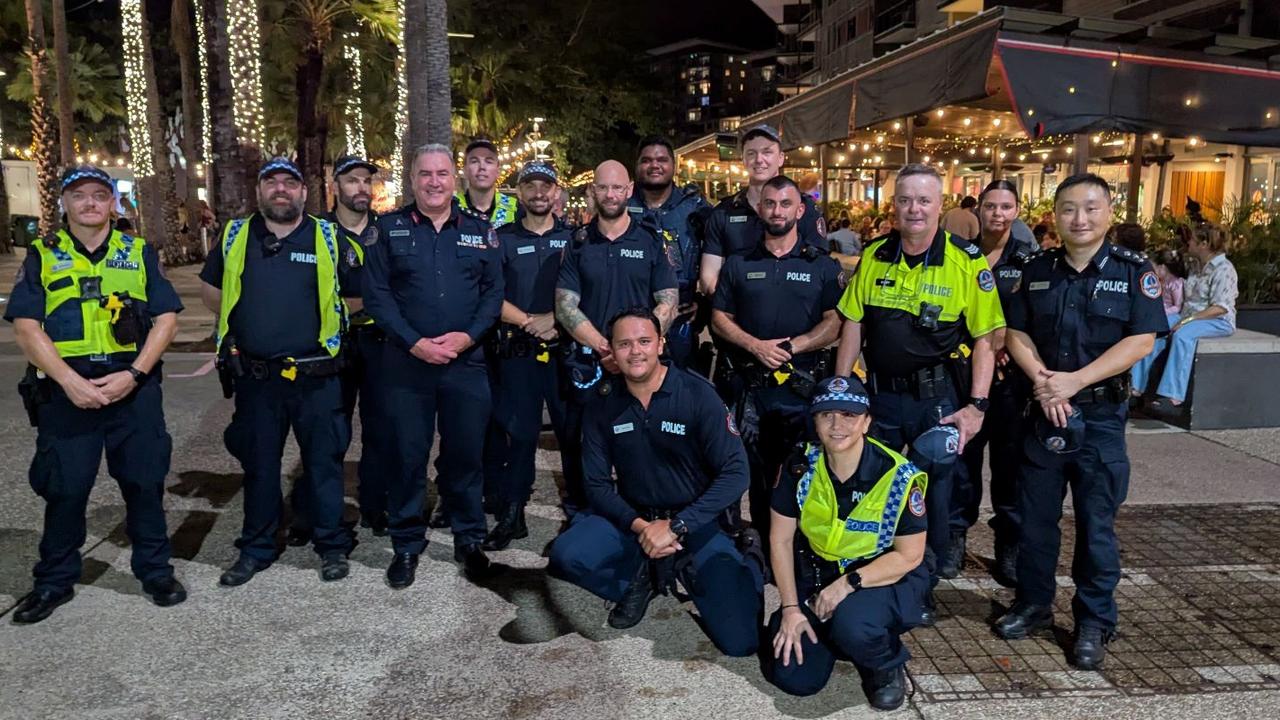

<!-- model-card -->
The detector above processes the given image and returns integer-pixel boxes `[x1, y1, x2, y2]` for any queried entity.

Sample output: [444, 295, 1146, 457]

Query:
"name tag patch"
[517, 245, 536, 255]
[612, 422, 635, 434]
[388, 229, 411, 237]
[52, 260, 74, 272]
[875, 278, 895, 287]
[1028, 281, 1051, 291]
[746, 271, 767, 280]
[105, 259, 139, 271]
[289, 252, 317, 265]
[729, 215, 749, 223]
[660, 420, 687, 436]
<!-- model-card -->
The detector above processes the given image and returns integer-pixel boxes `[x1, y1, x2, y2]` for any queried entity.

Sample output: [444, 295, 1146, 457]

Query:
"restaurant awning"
[722, 6, 1280, 153]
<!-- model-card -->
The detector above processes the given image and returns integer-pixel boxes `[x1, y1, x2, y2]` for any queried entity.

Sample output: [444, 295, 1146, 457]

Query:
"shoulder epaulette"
[948, 233, 983, 258]
[1110, 244, 1146, 265]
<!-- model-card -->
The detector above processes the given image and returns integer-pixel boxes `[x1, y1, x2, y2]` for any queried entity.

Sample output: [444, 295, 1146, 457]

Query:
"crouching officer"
[711, 175, 842, 541]
[287, 154, 389, 544]
[834, 163, 1004, 626]
[768, 376, 928, 710]
[627, 136, 710, 370]
[993, 173, 1166, 670]
[484, 161, 572, 550]
[363, 144, 504, 589]
[201, 157, 357, 586]
[6, 165, 186, 623]
[548, 309, 762, 655]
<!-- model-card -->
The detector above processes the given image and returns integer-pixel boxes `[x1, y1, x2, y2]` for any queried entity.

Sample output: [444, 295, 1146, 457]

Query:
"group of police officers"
[7, 122, 1168, 711]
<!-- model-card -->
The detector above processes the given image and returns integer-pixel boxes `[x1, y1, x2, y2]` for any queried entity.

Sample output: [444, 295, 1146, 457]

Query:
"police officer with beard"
[627, 136, 710, 370]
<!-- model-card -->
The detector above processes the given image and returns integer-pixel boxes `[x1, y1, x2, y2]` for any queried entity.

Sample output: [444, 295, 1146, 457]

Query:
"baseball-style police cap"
[809, 376, 870, 415]
[60, 165, 113, 193]
[517, 161, 557, 184]
[333, 155, 379, 178]
[259, 156, 303, 182]
[1036, 406, 1086, 454]
[740, 123, 782, 146]
[464, 138, 498, 156]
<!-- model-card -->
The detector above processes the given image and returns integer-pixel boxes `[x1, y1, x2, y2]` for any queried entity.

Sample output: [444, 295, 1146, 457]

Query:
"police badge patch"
[726, 411, 740, 436]
[487, 227, 500, 249]
[361, 225, 379, 246]
[829, 377, 849, 393]
[815, 215, 827, 239]
[908, 487, 926, 517]
[1139, 271, 1161, 299]
[345, 247, 359, 268]
[837, 269, 850, 289]
[977, 268, 996, 292]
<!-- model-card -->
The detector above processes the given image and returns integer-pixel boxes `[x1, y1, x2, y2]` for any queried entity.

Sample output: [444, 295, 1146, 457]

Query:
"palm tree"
[401, 0, 450, 198]
[203, 0, 260, 223]
[7, 39, 127, 132]
[23, 0, 60, 235]
[172, 0, 205, 257]
[51, 0, 74, 165]
[139, 1, 184, 261]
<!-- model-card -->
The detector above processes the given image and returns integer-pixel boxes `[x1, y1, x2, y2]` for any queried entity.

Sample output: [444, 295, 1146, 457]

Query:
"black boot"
[993, 602, 1054, 640]
[993, 542, 1018, 588]
[866, 664, 907, 711]
[361, 511, 389, 537]
[386, 552, 419, 589]
[482, 503, 529, 551]
[1073, 625, 1112, 670]
[12, 588, 74, 624]
[608, 561, 657, 629]
[219, 556, 269, 587]
[142, 576, 188, 607]
[427, 503, 452, 529]
[918, 591, 938, 628]
[455, 543, 499, 579]
[939, 530, 966, 579]
[320, 551, 350, 582]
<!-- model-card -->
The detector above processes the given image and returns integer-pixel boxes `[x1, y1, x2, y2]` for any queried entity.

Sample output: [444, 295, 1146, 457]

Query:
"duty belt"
[866, 362, 952, 399]
[243, 354, 344, 381]
[1071, 376, 1130, 405]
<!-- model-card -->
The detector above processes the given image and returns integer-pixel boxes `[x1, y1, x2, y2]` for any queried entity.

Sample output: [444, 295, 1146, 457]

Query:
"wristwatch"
[127, 366, 146, 383]
[669, 517, 689, 541]
[969, 396, 990, 413]
[846, 570, 863, 592]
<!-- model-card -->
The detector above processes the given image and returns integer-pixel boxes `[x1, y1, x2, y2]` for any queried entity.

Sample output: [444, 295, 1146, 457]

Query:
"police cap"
[809, 376, 870, 416]
[517, 161, 557, 185]
[259, 156, 303, 182]
[333, 155, 380, 178]
[60, 165, 113, 193]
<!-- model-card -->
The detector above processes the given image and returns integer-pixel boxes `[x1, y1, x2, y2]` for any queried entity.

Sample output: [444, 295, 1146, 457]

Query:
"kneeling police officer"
[548, 308, 762, 656]
[7, 165, 186, 623]
[768, 375, 928, 710]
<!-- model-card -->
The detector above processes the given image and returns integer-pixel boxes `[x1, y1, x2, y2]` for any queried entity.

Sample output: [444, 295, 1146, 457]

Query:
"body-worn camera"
[915, 301, 943, 330]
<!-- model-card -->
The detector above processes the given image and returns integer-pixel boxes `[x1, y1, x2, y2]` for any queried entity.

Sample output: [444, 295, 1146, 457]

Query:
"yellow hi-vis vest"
[35, 229, 149, 358]
[214, 215, 345, 356]
[797, 438, 927, 572]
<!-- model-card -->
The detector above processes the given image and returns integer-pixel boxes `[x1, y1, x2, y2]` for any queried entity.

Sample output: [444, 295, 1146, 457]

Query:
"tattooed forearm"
[555, 288, 590, 332]
[653, 288, 679, 333]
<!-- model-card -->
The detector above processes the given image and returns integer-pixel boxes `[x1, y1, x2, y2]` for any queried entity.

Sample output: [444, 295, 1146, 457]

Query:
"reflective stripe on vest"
[35, 229, 149, 359]
[214, 215, 346, 356]
[456, 191, 518, 228]
[796, 438, 927, 572]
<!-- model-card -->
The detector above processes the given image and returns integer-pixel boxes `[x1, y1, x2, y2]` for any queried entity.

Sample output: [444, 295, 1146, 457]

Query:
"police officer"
[627, 135, 710, 370]
[456, 138, 519, 228]
[697, 123, 826, 297]
[711, 175, 842, 541]
[993, 173, 1166, 670]
[482, 161, 572, 551]
[834, 163, 1004, 625]
[944, 179, 1038, 584]
[554, 160, 678, 513]
[6, 165, 186, 623]
[363, 143, 504, 588]
[287, 155, 389, 544]
[201, 157, 358, 586]
[768, 376, 928, 710]
[547, 309, 762, 655]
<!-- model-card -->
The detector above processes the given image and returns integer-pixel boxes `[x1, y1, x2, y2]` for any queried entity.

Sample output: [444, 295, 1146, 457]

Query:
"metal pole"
[1126, 133, 1143, 222]
[819, 144, 828, 216]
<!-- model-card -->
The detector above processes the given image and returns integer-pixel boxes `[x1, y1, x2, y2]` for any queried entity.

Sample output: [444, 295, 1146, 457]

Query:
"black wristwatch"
[846, 570, 863, 592]
[669, 517, 689, 540]
[127, 366, 147, 383]
[969, 396, 990, 413]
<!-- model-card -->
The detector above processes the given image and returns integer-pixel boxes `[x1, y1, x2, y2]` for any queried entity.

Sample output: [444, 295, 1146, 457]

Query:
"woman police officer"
[767, 374, 935, 710]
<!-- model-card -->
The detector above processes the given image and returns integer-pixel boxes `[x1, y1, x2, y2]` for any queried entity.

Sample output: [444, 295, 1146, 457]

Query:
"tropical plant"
[22, 0, 60, 235]
[6, 37, 127, 128]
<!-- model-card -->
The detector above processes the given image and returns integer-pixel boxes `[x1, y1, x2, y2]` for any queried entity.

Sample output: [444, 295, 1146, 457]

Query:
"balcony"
[875, 0, 918, 44]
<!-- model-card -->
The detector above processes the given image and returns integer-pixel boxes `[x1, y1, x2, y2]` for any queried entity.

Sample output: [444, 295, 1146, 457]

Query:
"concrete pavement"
[1, 249, 1279, 719]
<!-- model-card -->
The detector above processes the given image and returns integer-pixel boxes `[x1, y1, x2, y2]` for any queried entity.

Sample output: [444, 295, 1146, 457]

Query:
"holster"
[946, 343, 973, 401]
[17, 365, 52, 427]
[215, 336, 244, 399]
[637, 507, 699, 598]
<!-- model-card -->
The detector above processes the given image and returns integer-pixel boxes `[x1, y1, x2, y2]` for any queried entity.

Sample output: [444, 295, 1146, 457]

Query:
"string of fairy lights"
[388, 0, 409, 195]
[343, 32, 366, 157]
[227, 0, 265, 150]
[119, 0, 153, 178]
[194, 0, 212, 164]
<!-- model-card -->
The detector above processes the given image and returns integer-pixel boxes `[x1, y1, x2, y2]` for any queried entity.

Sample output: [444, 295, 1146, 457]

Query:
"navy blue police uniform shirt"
[582, 364, 748, 533]
[7, 230, 184, 377]
[702, 188, 826, 259]
[499, 218, 571, 314]
[713, 240, 842, 347]
[324, 210, 381, 303]
[1006, 242, 1168, 374]
[556, 216, 678, 333]
[990, 224, 1039, 316]
[626, 185, 709, 303]
[771, 440, 927, 536]
[200, 214, 360, 360]
[362, 199, 504, 354]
